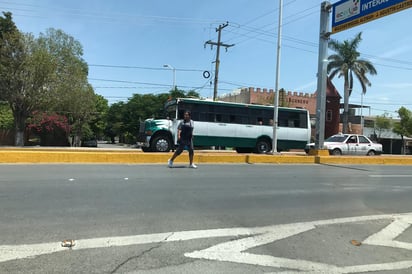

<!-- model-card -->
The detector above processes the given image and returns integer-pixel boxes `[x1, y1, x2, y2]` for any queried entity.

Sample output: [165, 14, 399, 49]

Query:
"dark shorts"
[176, 140, 194, 153]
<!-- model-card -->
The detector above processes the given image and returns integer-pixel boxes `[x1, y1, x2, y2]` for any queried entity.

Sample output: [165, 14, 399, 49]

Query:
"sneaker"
[168, 159, 173, 168]
[189, 163, 197, 169]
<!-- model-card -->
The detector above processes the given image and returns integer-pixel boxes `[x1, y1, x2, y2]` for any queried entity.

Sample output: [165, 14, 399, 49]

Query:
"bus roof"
[165, 97, 308, 112]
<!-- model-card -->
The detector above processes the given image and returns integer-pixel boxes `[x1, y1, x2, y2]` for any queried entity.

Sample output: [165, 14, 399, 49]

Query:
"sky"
[1, 0, 412, 117]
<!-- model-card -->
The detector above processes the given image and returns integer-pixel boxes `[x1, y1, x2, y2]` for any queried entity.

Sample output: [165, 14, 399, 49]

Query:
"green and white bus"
[138, 98, 310, 153]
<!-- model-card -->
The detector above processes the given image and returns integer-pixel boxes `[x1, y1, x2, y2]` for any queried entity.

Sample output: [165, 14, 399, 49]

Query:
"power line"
[88, 64, 205, 72]
[1, 0, 222, 25]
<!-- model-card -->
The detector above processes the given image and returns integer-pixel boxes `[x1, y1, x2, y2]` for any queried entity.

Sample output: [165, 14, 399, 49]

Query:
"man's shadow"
[168, 165, 188, 168]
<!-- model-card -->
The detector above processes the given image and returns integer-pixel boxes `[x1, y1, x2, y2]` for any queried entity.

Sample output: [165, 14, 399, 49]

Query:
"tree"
[0, 102, 13, 129]
[374, 113, 392, 142]
[89, 94, 109, 140]
[1, 13, 55, 146]
[104, 89, 200, 144]
[123, 93, 162, 143]
[327, 32, 377, 134]
[65, 84, 97, 146]
[27, 111, 70, 146]
[36, 28, 94, 146]
[37, 28, 89, 110]
[393, 107, 412, 154]
[105, 102, 126, 143]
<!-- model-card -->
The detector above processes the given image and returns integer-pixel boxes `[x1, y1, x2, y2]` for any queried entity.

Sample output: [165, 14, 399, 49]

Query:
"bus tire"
[151, 134, 172, 152]
[255, 138, 272, 154]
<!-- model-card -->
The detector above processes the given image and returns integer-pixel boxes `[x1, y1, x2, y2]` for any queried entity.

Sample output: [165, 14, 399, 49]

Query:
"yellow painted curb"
[247, 154, 315, 164]
[308, 149, 330, 156]
[1, 149, 412, 165]
[197, 154, 247, 163]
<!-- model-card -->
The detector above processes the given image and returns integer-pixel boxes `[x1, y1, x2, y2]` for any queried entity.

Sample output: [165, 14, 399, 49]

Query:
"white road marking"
[369, 175, 412, 178]
[1, 213, 412, 273]
[363, 215, 412, 250]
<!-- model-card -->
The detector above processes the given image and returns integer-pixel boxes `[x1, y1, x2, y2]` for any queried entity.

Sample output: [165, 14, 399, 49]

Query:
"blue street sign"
[332, 0, 412, 33]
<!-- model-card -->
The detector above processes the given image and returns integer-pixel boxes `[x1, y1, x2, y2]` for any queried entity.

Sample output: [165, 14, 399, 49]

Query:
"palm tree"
[327, 32, 377, 134]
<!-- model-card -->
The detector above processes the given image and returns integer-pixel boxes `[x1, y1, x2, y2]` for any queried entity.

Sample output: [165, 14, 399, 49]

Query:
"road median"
[1, 148, 412, 164]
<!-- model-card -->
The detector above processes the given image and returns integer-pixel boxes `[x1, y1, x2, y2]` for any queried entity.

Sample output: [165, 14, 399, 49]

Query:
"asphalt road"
[1, 164, 412, 273]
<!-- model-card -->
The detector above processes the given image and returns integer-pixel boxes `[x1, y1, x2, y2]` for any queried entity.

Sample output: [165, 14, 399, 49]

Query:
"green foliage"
[105, 102, 125, 143]
[327, 32, 377, 134]
[1, 13, 97, 146]
[37, 28, 89, 111]
[0, 102, 13, 129]
[89, 94, 109, 139]
[328, 32, 377, 95]
[105, 89, 200, 144]
[1, 14, 55, 145]
[393, 107, 412, 137]
[374, 113, 392, 141]
[375, 113, 391, 129]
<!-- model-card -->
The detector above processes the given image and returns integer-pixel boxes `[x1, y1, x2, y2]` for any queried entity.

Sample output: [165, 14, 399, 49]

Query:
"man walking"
[168, 111, 197, 168]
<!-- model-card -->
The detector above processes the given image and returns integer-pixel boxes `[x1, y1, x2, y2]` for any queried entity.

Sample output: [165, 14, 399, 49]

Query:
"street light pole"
[272, 0, 283, 155]
[163, 64, 176, 91]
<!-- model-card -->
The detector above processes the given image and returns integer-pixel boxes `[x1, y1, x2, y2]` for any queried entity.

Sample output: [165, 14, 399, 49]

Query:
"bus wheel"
[151, 135, 171, 152]
[255, 138, 272, 154]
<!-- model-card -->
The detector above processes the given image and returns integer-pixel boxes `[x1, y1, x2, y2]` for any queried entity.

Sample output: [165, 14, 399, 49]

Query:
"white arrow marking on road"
[363, 215, 412, 250]
[186, 213, 412, 273]
[1, 213, 412, 273]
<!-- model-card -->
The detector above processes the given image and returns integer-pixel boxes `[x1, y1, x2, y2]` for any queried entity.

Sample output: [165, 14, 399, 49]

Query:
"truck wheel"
[151, 135, 171, 152]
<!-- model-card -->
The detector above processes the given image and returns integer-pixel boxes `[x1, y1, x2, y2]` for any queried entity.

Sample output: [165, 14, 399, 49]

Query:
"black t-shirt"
[178, 120, 194, 145]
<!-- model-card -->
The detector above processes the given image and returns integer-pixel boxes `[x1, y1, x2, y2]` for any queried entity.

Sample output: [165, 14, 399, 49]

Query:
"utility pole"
[205, 22, 234, 101]
[314, 2, 331, 151]
[272, 0, 283, 154]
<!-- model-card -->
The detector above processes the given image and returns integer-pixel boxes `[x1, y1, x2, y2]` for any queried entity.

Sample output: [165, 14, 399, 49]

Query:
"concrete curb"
[1, 149, 412, 164]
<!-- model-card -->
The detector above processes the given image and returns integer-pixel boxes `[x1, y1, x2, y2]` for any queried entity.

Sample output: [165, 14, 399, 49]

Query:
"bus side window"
[278, 117, 288, 127]
[241, 116, 249, 124]
[191, 111, 199, 121]
[199, 112, 207, 122]
[222, 114, 230, 123]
